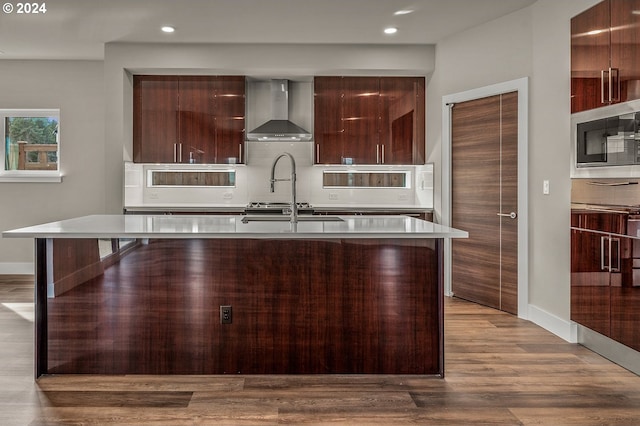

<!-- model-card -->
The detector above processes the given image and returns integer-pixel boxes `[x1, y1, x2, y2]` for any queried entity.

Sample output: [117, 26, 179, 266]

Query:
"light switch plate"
[543, 180, 550, 195]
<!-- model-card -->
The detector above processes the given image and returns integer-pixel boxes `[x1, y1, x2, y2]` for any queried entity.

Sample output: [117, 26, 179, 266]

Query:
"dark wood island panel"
[38, 238, 443, 377]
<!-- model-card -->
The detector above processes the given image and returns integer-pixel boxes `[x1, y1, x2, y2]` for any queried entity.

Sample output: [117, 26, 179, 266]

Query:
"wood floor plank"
[510, 408, 640, 426]
[1, 276, 640, 425]
[40, 391, 193, 407]
[32, 407, 279, 425]
[277, 408, 523, 425]
[189, 390, 417, 410]
[36, 375, 245, 392]
[411, 390, 640, 409]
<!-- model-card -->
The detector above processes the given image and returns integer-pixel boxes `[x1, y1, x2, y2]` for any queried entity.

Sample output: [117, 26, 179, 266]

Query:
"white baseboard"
[528, 303, 578, 343]
[0, 262, 34, 275]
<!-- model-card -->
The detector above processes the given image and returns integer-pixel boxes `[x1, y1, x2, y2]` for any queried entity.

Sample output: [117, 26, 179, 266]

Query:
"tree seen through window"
[4, 116, 59, 171]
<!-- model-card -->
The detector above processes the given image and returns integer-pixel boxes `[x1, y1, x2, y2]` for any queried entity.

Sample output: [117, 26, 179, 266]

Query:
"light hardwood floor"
[1, 274, 640, 425]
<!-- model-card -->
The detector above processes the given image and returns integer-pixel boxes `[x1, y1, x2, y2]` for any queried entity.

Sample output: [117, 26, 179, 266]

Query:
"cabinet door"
[577, 211, 627, 234]
[611, 233, 640, 351]
[611, 0, 640, 104]
[213, 76, 245, 164]
[342, 77, 379, 164]
[178, 77, 216, 164]
[571, 0, 611, 113]
[133, 76, 179, 163]
[379, 77, 425, 165]
[571, 229, 612, 336]
[314, 77, 344, 164]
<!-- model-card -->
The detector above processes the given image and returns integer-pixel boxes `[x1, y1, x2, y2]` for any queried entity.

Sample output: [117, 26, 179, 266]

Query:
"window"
[1, 109, 61, 182]
[147, 170, 236, 187]
[323, 170, 411, 188]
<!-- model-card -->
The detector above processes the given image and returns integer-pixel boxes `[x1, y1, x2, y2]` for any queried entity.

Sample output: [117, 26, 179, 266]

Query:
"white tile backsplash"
[124, 157, 433, 210]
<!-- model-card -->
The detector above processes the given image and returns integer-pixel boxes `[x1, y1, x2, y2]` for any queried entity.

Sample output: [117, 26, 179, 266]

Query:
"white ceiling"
[0, 0, 537, 60]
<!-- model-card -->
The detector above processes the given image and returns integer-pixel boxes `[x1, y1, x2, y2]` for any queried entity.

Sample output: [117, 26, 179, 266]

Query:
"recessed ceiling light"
[161, 26, 175, 33]
[384, 27, 398, 35]
[394, 9, 414, 15]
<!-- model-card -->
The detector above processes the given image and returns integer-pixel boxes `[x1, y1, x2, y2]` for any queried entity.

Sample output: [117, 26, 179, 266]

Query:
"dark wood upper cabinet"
[610, 0, 640, 104]
[314, 76, 425, 165]
[380, 77, 425, 165]
[314, 76, 346, 164]
[178, 76, 216, 164]
[133, 76, 179, 163]
[133, 75, 245, 164]
[343, 77, 381, 164]
[213, 76, 246, 163]
[571, 0, 640, 113]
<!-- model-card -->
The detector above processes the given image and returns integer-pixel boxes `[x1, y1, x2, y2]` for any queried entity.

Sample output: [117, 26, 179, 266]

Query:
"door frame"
[442, 77, 529, 319]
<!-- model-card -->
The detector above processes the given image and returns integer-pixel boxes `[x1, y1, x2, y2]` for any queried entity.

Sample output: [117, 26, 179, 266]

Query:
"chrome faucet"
[270, 152, 298, 223]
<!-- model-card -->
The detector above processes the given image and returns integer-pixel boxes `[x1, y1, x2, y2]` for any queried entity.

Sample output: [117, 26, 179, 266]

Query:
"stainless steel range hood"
[246, 80, 312, 141]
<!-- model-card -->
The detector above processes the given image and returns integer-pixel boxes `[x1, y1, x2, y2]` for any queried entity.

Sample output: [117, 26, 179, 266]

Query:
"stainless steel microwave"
[572, 99, 640, 178]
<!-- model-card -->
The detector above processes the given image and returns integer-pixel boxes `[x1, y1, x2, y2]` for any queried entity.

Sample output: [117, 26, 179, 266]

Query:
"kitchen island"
[3, 214, 467, 378]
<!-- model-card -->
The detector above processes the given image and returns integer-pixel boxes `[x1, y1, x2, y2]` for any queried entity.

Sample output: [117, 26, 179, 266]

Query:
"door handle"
[497, 212, 517, 219]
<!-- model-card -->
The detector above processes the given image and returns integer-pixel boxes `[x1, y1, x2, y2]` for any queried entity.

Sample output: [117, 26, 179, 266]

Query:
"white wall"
[427, 0, 600, 336]
[0, 61, 105, 273]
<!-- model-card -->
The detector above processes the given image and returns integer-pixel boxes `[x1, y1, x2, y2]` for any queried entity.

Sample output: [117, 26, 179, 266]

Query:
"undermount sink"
[241, 215, 344, 223]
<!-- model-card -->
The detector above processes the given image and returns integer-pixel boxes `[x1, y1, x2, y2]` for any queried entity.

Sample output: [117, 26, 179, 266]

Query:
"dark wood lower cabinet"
[571, 224, 640, 352]
[611, 287, 640, 352]
[570, 229, 612, 336]
[42, 238, 442, 376]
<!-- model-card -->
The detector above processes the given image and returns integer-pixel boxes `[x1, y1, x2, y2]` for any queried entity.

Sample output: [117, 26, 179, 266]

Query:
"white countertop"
[122, 204, 433, 213]
[2, 214, 468, 240]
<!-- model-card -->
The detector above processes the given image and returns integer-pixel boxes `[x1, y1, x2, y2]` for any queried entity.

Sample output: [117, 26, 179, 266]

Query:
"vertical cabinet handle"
[608, 68, 613, 103]
[600, 236, 621, 272]
[601, 69, 608, 105]
[610, 237, 621, 272]
[601, 68, 621, 104]
[239, 143, 243, 164]
[611, 68, 620, 102]
[173, 143, 183, 163]
[601, 236, 608, 271]
[376, 144, 380, 164]
[381, 144, 385, 164]
[316, 144, 320, 164]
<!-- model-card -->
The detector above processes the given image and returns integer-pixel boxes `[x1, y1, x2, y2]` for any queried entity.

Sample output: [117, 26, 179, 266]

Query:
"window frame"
[0, 109, 62, 183]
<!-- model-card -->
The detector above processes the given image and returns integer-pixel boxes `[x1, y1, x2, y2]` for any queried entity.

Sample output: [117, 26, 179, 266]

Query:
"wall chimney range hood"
[246, 79, 312, 141]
